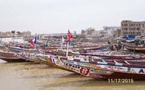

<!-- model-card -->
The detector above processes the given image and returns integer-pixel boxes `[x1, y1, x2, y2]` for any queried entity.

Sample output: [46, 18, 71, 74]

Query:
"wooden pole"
[66, 42, 69, 57]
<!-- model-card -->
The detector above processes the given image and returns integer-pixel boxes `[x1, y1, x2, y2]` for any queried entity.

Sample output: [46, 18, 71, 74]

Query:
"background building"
[112, 29, 121, 38]
[103, 26, 121, 36]
[121, 20, 145, 36]
[81, 27, 96, 35]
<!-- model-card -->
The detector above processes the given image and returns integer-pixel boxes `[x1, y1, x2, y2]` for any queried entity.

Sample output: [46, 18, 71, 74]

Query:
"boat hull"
[100, 71, 145, 80]
[0, 58, 27, 62]
[123, 43, 145, 53]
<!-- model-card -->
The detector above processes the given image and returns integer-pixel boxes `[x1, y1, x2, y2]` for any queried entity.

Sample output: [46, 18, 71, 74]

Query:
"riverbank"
[0, 62, 145, 90]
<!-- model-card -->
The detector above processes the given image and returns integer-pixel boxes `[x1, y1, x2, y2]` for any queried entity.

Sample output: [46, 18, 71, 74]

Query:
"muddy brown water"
[0, 60, 145, 90]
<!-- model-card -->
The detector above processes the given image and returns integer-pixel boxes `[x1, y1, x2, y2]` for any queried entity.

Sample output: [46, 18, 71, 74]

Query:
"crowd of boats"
[1, 33, 145, 81]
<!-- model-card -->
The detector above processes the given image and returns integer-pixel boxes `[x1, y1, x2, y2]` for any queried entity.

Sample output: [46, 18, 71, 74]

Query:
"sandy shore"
[0, 62, 145, 90]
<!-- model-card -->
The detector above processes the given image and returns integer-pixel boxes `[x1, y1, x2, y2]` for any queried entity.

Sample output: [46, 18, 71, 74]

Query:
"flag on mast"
[66, 30, 73, 57]
[66, 30, 73, 43]
[29, 39, 34, 46]
[29, 36, 37, 46]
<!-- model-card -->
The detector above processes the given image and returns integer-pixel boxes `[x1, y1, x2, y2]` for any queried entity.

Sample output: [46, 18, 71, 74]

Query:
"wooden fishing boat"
[87, 58, 145, 80]
[80, 51, 145, 60]
[36, 55, 76, 72]
[0, 58, 26, 62]
[97, 62, 145, 80]
[44, 43, 108, 56]
[100, 71, 145, 80]
[0, 51, 26, 62]
[48, 55, 145, 80]
[47, 56, 112, 78]
[123, 43, 145, 53]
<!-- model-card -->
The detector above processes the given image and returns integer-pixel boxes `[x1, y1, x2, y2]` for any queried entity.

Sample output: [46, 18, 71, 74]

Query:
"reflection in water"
[0, 62, 145, 90]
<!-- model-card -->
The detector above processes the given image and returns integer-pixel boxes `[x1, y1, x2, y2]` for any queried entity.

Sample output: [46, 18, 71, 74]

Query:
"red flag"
[29, 39, 34, 46]
[67, 30, 73, 41]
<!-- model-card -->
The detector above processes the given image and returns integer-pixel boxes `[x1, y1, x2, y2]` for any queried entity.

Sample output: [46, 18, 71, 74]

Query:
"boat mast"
[61, 36, 64, 49]
[11, 30, 15, 43]
[66, 41, 69, 57]
[66, 30, 73, 57]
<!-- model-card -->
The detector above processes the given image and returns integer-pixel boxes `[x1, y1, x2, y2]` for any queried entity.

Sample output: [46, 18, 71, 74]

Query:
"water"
[0, 62, 145, 90]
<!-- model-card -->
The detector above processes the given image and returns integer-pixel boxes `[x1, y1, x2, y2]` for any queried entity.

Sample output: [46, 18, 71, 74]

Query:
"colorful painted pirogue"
[123, 42, 145, 53]
[80, 51, 145, 60]
[0, 50, 26, 62]
[38, 53, 145, 80]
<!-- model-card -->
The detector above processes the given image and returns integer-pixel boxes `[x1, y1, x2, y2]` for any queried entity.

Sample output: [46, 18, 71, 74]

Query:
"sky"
[0, 0, 145, 34]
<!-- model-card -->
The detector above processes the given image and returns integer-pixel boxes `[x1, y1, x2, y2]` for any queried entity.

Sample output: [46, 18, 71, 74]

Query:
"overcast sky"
[0, 0, 145, 34]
